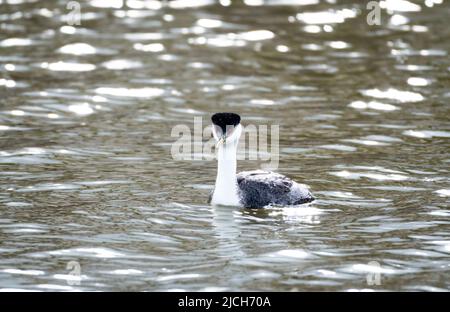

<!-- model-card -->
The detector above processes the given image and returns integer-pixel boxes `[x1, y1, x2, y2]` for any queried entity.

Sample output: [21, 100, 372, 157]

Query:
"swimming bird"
[209, 112, 314, 208]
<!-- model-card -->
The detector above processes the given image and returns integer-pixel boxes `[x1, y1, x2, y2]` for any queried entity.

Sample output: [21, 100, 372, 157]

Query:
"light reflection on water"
[0, 0, 449, 291]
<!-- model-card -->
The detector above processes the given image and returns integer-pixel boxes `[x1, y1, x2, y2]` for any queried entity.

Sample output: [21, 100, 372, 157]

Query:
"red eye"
[226, 125, 235, 136]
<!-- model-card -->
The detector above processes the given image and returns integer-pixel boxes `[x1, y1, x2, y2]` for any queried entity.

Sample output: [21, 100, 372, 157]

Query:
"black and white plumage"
[237, 170, 314, 208]
[209, 112, 314, 209]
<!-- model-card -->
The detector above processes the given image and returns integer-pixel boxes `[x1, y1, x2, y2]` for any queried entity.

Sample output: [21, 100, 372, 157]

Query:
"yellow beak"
[216, 136, 226, 148]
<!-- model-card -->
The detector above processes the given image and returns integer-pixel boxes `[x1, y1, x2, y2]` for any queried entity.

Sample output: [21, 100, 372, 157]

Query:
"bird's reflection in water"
[212, 203, 325, 260]
[241, 204, 324, 225]
[211, 204, 246, 260]
[268, 205, 324, 225]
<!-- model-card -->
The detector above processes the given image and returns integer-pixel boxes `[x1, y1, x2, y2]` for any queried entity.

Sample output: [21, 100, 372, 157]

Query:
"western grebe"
[209, 112, 314, 208]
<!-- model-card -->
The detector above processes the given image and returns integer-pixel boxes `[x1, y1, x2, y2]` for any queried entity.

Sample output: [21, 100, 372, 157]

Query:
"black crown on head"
[211, 112, 241, 133]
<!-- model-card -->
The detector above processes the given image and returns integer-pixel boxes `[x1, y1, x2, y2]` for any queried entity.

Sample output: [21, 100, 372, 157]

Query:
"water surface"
[0, 0, 449, 291]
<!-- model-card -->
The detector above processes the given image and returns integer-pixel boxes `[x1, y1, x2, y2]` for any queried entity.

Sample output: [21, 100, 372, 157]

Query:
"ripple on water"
[189, 35, 243, 48]
[249, 99, 275, 106]
[37, 284, 77, 291]
[0, 154, 60, 165]
[349, 221, 436, 234]
[95, 87, 164, 98]
[236, 249, 315, 268]
[319, 191, 361, 199]
[427, 210, 450, 217]
[1, 223, 49, 234]
[391, 49, 446, 57]
[1, 0, 449, 292]
[341, 139, 388, 146]
[386, 248, 447, 258]
[133, 43, 165, 52]
[238, 30, 275, 41]
[168, 0, 215, 9]
[0, 288, 40, 292]
[382, 0, 422, 12]
[396, 64, 434, 72]
[339, 263, 404, 278]
[362, 135, 403, 143]
[360, 88, 424, 102]
[403, 130, 450, 139]
[1, 269, 45, 276]
[89, 0, 130, 9]
[43, 247, 125, 259]
[4, 202, 33, 208]
[434, 189, 450, 197]
[41, 61, 96, 72]
[109, 269, 144, 275]
[196, 18, 223, 28]
[405, 286, 449, 292]
[319, 144, 357, 152]
[0, 125, 31, 131]
[407, 77, 431, 86]
[58, 43, 97, 55]
[332, 171, 409, 181]
[68, 103, 95, 116]
[0, 38, 36, 47]
[75, 180, 130, 186]
[156, 273, 203, 282]
[123, 32, 165, 41]
[189, 29, 275, 48]
[423, 240, 450, 254]
[272, 249, 313, 259]
[0, 78, 18, 88]
[102, 59, 143, 70]
[268, 206, 325, 224]
[349, 101, 399, 111]
[296, 9, 357, 24]
[53, 273, 86, 284]
[16, 183, 81, 192]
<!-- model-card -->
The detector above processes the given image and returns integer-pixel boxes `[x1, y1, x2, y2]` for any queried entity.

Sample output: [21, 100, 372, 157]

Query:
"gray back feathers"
[237, 170, 314, 208]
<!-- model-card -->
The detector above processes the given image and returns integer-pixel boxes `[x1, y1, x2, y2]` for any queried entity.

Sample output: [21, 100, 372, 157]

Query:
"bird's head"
[211, 112, 242, 148]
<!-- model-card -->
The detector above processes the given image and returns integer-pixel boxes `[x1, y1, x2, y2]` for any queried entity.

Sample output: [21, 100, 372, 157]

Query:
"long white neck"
[211, 141, 241, 206]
